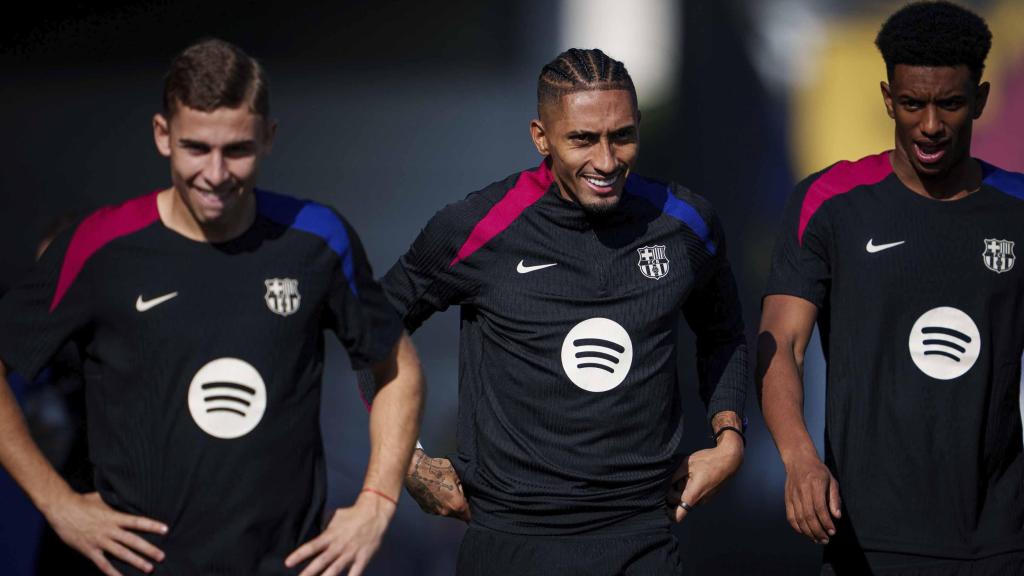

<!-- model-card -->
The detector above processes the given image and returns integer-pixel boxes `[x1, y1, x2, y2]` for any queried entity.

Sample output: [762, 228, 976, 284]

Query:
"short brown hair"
[163, 38, 269, 118]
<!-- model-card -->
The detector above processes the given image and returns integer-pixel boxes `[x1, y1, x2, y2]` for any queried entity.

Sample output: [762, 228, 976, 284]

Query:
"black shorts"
[456, 525, 683, 576]
[822, 549, 1024, 575]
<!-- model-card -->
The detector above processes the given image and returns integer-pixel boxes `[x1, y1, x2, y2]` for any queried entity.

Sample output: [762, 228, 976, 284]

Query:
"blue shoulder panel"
[981, 161, 1024, 201]
[256, 190, 358, 296]
[625, 174, 716, 255]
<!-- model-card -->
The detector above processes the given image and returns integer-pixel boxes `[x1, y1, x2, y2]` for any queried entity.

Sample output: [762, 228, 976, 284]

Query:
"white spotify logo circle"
[908, 307, 981, 380]
[561, 318, 634, 392]
[188, 358, 267, 439]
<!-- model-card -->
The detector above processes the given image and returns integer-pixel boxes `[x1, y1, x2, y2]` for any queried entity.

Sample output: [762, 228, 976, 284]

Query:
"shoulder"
[67, 191, 162, 253]
[431, 164, 551, 230]
[790, 151, 893, 241]
[255, 189, 356, 257]
[980, 161, 1024, 202]
[796, 151, 893, 202]
[58, 190, 162, 262]
[624, 172, 718, 254]
[46, 191, 161, 310]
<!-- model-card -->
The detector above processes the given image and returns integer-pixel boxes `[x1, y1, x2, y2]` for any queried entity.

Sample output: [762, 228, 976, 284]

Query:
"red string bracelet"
[361, 487, 398, 506]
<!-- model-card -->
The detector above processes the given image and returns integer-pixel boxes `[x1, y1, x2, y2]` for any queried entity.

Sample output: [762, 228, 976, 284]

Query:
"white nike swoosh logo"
[865, 239, 906, 253]
[517, 260, 558, 274]
[136, 292, 178, 312]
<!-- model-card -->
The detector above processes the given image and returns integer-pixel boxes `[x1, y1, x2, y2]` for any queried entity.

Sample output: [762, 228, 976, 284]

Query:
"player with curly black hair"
[875, 0, 992, 83]
[761, 1, 1024, 574]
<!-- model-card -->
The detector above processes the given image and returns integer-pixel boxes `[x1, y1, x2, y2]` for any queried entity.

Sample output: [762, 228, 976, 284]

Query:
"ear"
[153, 113, 172, 157]
[973, 82, 990, 119]
[261, 118, 278, 154]
[530, 118, 549, 156]
[880, 81, 895, 119]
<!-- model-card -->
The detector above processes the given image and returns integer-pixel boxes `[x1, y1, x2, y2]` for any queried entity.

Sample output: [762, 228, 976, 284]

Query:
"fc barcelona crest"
[983, 239, 1015, 273]
[637, 245, 670, 280]
[265, 278, 301, 316]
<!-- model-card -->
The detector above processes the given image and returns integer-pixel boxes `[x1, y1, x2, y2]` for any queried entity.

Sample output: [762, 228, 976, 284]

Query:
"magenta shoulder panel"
[449, 161, 553, 267]
[798, 151, 892, 244]
[50, 192, 161, 311]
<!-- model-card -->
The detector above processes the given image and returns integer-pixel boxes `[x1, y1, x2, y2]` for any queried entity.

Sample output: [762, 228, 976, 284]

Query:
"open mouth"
[582, 171, 622, 193]
[194, 188, 235, 210]
[913, 141, 948, 165]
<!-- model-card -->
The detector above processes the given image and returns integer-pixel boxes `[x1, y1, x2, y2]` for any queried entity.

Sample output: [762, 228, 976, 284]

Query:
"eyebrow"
[898, 87, 966, 99]
[177, 138, 257, 148]
[566, 124, 637, 137]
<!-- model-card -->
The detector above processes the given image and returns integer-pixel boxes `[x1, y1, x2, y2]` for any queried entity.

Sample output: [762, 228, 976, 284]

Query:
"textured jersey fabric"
[766, 151, 1024, 559]
[382, 160, 748, 535]
[0, 190, 402, 575]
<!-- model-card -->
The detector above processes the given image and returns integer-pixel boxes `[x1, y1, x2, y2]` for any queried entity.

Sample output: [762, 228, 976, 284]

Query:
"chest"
[828, 192, 1023, 304]
[84, 235, 334, 351]
[469, 216, 702, 336]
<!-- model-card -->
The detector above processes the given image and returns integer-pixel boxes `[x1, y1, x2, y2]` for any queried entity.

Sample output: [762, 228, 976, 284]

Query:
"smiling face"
[882, 64, 989, 185]
[153, 104, 275, 241]
[530, 89, 639, 214]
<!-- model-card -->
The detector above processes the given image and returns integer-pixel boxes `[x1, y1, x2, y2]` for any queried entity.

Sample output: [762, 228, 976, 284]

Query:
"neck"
[157, 188, 257, 243]
[889, 148, 982, 201]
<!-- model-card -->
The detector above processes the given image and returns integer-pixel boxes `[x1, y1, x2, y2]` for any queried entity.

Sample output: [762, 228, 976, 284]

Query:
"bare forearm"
[0, 361, 73, 515]
[758, 335, 818, 465]
[363, 334, 423, 501]
[758, 295, 822, 466]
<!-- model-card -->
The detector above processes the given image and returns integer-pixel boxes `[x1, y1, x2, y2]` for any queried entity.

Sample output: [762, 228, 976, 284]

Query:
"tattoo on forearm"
[711, 412, 742, 434]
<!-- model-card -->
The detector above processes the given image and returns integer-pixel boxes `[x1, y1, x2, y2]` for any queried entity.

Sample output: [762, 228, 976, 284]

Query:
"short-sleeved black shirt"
[766, 151, 1024, 558]
[0, 190, 403, 575]
[382, 161, 748, 535]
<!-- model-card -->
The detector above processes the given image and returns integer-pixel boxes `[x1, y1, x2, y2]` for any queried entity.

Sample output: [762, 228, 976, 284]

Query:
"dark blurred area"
[3, 1, 1021, 574]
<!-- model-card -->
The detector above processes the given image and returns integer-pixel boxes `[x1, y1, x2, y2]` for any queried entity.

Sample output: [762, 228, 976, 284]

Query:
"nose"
[593, 139, 617, 174]
[202, 151, 232, 189]
[920, 105, 944, 139]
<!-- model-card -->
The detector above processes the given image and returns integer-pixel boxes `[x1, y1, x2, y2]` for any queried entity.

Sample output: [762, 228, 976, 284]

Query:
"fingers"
[106, 540, 154, 574]
[668, 471, 707, 524]
[57, 493, 167, 575]
[296, 545, 357, 576]
[89, 551, 123, 576]
[789, 478, 832, 543]
[346, 553, 371, 576]
[828, 475, 843, 519]
[286, 535, 328, 569]
[811, 483, 837, 539]
[297, 549, 339, 576]
[785, 492, 799, 533]
[114, 529, 166, 563]
[116, 512, 169, 535]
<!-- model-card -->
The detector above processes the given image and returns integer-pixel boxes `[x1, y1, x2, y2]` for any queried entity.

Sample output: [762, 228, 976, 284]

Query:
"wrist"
[358, 487, 398, 519]
[35, 481, 76, 518]
[780, 443, 820, 469]
[714, 431, 745, 458]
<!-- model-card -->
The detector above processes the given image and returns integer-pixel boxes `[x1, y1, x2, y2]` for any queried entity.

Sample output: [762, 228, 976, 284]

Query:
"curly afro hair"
[875, 1, 992, 83]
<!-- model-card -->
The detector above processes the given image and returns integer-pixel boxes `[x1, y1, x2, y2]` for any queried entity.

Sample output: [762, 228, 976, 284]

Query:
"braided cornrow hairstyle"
[537, 48, 637, 116]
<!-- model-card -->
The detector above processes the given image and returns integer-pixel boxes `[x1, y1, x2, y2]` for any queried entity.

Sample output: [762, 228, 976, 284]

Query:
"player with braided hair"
[761, 2, 1024, 574]
[537, 47, 637, 109]
[373, 48, 749, 575]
